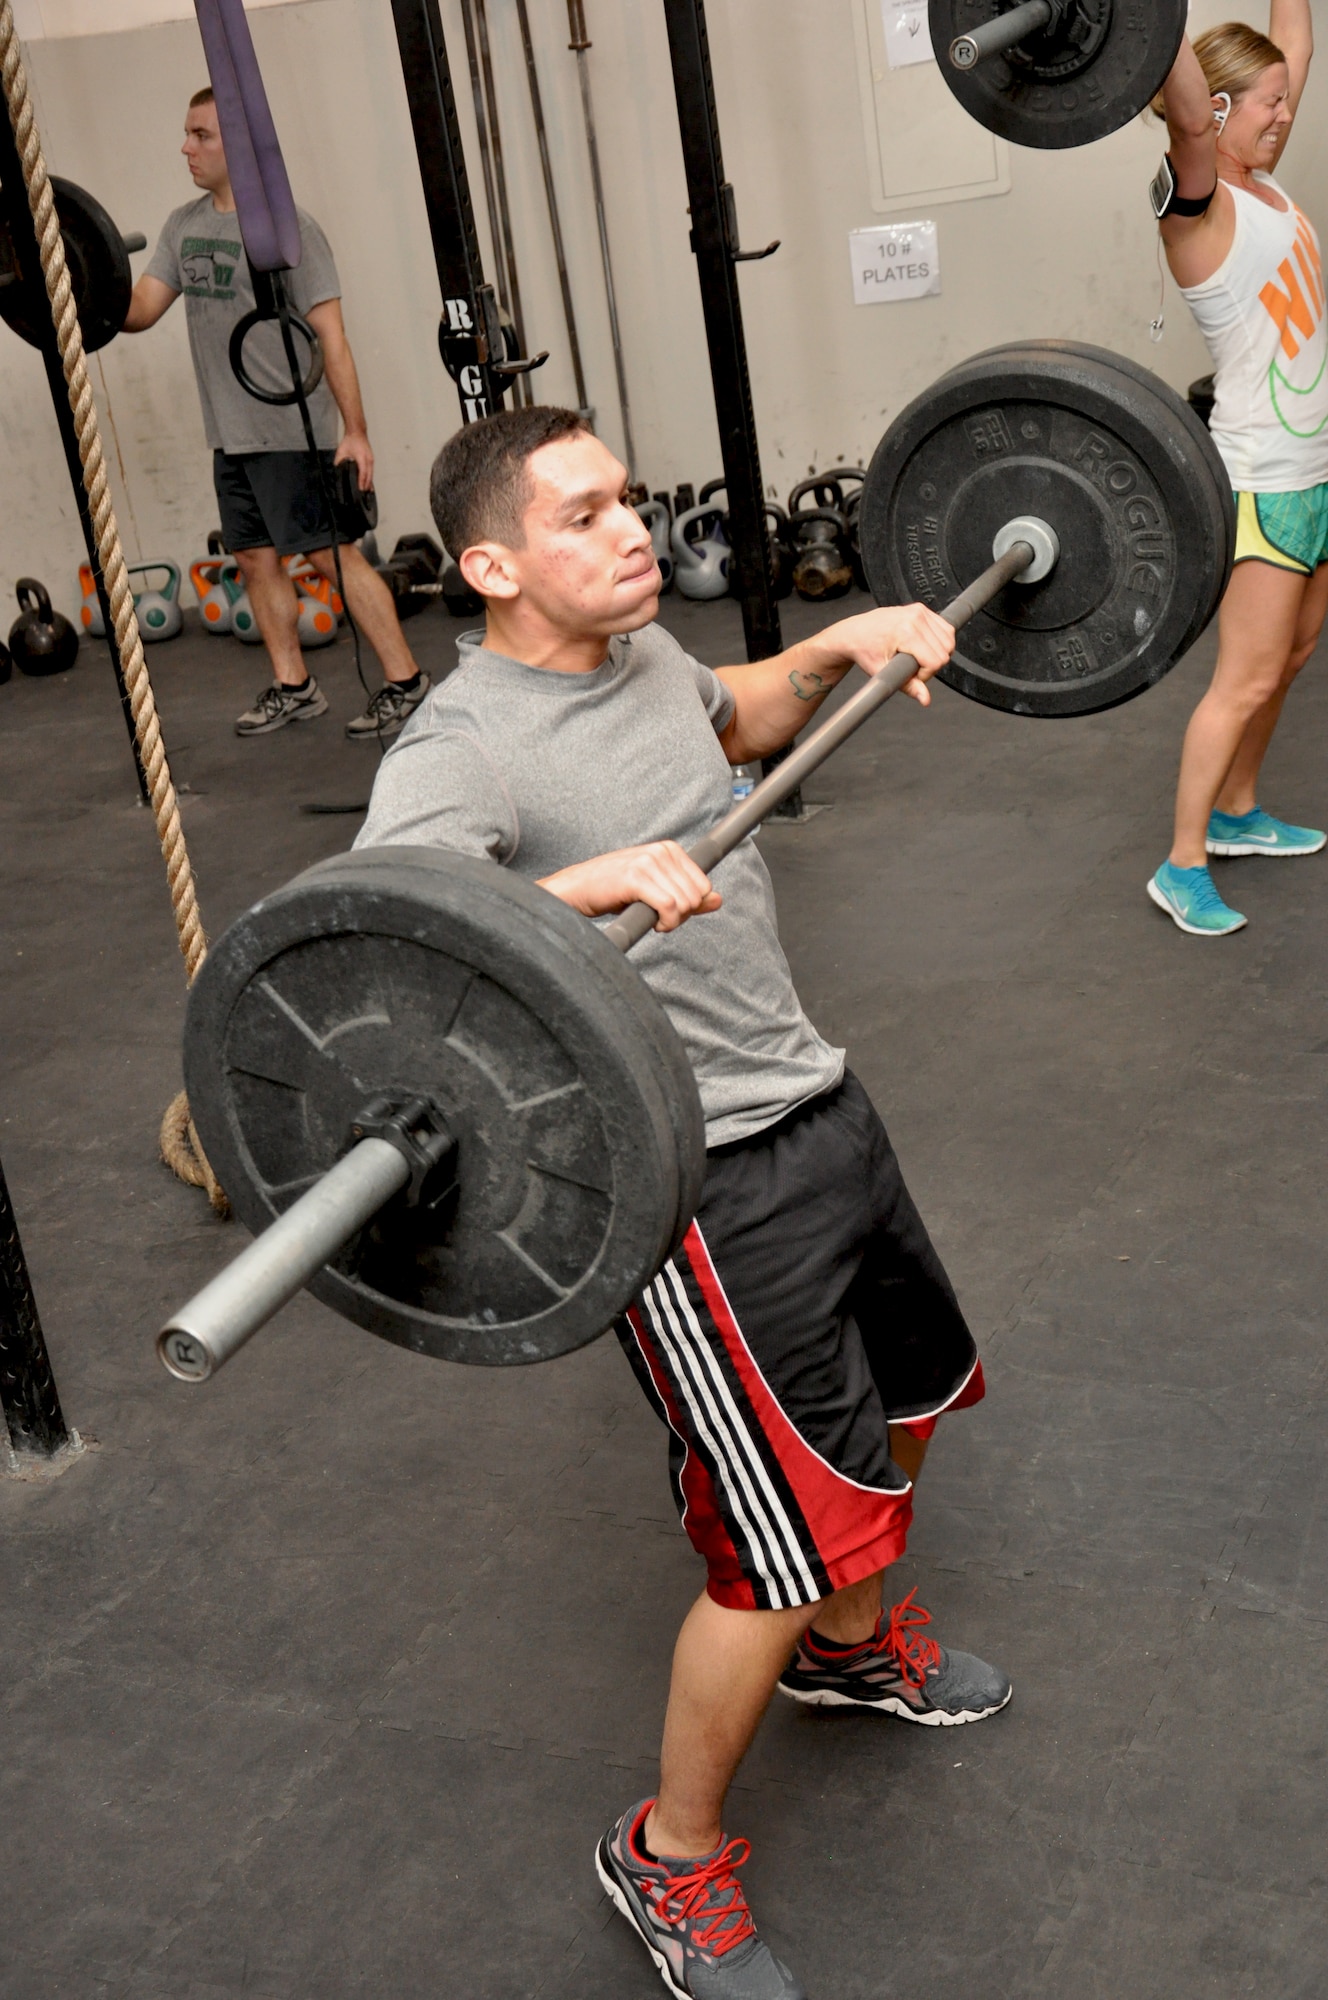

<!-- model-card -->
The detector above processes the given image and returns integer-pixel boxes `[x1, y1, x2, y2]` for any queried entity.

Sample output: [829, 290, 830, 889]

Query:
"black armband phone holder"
[1150, 155, 1218, 222]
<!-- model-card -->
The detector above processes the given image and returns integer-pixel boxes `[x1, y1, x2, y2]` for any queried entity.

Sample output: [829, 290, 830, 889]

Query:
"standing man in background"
[124, 87, 430, 742]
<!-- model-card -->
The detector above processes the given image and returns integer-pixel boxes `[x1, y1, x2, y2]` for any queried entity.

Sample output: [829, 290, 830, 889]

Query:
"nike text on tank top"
[1179, 174, 1328, 493]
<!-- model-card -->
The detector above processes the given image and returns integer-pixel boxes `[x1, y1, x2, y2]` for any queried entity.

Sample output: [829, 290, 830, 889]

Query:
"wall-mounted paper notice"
[849, 220, 941, 304]
[882, 0, 934, 67]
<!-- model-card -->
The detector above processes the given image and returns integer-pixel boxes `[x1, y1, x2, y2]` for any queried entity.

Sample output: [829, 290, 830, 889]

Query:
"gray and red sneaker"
[234, 678, 328, 736]
[777, 1588, 1011, 1726]
[596, 1798, 807, 1999]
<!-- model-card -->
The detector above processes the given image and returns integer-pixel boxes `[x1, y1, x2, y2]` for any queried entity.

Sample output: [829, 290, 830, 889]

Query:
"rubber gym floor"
[2, 585, 1325, 2000]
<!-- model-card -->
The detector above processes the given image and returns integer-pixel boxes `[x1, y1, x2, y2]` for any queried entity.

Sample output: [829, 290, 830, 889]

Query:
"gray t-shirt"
[146, 196, 340, 453]
[353, 624, 845, 1147]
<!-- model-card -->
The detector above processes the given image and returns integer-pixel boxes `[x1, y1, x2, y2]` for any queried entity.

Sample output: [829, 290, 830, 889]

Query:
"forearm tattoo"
[789, 668, 829, 702]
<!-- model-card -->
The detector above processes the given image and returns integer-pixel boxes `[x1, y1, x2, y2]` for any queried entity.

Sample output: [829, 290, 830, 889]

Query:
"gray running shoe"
[234, 679, 328, 737]
[778, 1588, 1011, 1726]
[596, 1799, 807, 2000]
[344, 672, 431, 741]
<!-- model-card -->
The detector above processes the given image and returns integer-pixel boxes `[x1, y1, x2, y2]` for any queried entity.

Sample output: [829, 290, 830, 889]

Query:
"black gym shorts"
[617, 1071, 983, 1612]
[213, 447, 347, 557]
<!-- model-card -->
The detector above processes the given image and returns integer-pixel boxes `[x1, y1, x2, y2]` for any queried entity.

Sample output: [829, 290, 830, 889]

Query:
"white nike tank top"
[1178, 174, 1328, 493]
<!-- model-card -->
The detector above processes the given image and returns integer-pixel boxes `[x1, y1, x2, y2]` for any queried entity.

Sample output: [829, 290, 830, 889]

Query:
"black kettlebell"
[0, 637, 11, 685]
[789, 511, 853, 600]
[815, 467, 868, 591]
[787, 481, 853, 602]
[10, 578, 79, 676]
[789, 474, 847, 515]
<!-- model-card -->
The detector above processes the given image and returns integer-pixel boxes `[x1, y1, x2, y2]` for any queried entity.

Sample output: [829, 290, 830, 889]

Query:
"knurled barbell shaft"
[950, 0, 1053, 70]
[602, 540, 1035, 952]
[157, 1138, 410, 1381]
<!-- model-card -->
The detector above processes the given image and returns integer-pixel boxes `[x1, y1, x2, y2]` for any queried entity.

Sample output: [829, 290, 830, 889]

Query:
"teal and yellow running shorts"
[1234, 483, 1328, 575]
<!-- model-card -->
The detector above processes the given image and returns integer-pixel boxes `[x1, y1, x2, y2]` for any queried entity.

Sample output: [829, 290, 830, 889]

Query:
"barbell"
[0, 178, 143, 354]
[929, 0, 1187, 151]
[157, 343, 1231, 1385]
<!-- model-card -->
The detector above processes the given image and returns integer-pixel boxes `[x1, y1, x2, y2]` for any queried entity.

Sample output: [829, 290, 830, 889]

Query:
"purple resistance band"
[193, 0, 301, 272]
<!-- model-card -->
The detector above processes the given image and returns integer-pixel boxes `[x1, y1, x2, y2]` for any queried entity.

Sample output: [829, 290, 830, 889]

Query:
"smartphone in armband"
[1149, 155, 1177, 222]
[1150, 154, 1218, 223]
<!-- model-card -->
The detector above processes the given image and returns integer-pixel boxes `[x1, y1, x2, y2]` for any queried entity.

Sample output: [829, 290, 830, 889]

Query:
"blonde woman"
[1149, 4, 1326, 937]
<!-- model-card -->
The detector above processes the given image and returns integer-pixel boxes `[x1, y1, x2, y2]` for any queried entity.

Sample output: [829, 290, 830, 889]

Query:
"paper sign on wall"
[849, 221, 941, 305]
[882, 0, 934, 67]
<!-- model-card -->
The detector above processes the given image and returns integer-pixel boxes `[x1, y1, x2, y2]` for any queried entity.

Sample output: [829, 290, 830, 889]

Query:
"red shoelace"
[879, 1588, 942, 1690]
[650, 1837, 757, 1956]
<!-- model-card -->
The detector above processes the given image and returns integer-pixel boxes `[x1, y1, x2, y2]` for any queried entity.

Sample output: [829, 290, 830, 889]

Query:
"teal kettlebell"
[671, 503, 729, 601]
[128, 560, 183, 642]
[221, 560, 264, 644]
[635, 498, 674, 594]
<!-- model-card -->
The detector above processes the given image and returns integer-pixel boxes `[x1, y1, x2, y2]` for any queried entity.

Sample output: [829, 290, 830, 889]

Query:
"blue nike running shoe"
[1148, 861, 1247, 936]
[1207, 807, 1327, 857]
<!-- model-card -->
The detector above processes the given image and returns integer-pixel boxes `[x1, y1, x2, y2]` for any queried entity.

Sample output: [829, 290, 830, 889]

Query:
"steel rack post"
[659, 0, 805, 814]
[0, 1149, 69, 1460]
[390, 0, 547, 421]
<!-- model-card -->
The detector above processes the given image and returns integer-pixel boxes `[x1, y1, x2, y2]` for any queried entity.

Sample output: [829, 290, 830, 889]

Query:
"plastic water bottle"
[731, 763, 756, 802]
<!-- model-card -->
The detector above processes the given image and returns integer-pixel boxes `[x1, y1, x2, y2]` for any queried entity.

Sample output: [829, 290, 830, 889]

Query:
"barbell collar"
[602, 535, 1039, 951]
[156, 1137, 410, 1382]
[950, 0, 1053, 70]
[992, 514, 1058, 584]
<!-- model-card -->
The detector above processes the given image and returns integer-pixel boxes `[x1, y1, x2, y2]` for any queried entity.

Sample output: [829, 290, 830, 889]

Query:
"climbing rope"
[158, 1089, 228, 1215]
[0, 3, 227, 1214]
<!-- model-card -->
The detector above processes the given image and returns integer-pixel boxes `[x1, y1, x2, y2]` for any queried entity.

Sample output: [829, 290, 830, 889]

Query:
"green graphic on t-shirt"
[180, 234, 242, 302]
[1268, 345, 1328, 439]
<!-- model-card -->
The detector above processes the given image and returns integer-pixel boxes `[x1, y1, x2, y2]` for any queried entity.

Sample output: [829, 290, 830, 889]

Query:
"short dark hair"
[189, 86, 215, 108]
[430, 406, 590, 559]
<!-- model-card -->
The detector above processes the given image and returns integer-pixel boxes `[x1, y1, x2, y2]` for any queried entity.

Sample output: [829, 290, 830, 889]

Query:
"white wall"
[3, 0, 1324, 608]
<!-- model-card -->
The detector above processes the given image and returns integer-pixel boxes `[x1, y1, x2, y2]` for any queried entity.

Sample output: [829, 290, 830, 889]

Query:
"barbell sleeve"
[157, 1138, 411, 1382]
[602, 540, 1036, 953]
[950, 0, 1053, 71]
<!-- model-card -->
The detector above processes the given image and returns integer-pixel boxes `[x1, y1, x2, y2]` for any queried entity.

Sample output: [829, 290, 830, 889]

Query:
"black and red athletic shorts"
[616, 1071, 984, 1611]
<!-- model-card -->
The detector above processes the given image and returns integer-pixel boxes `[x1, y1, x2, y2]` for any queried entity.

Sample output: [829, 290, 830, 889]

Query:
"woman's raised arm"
[1158, 37, 1221, 249]
[1270, 0, 1313, 118]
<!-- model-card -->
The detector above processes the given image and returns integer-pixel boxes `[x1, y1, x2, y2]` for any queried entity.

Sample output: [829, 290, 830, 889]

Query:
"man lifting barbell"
[122, 87, 429, 742]
[161, 343, 1231, 1997]
[352, 406, 1009, 2000]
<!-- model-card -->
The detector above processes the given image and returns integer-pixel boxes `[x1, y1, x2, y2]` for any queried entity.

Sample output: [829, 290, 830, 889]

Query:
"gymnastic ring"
[228, 307, 325, 406]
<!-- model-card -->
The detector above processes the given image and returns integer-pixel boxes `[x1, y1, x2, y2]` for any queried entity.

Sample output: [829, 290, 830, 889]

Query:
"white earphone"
[1213, 91, 1233, 133]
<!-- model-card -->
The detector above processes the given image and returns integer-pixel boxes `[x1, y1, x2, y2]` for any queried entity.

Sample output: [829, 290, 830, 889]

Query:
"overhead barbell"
[157, 344, 1231, 1386]
[929, 0, 1187, 151]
